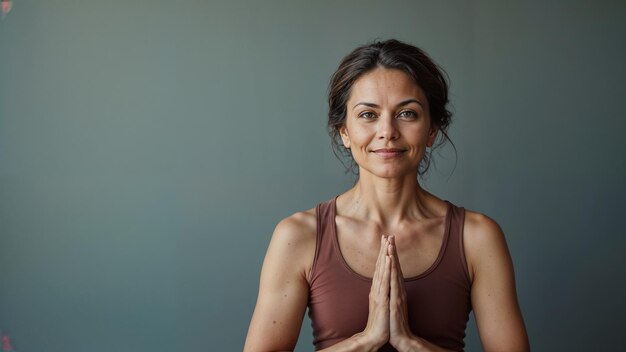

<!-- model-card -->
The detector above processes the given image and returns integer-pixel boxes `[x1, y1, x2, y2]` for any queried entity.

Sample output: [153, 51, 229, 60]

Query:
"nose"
[377, 114, 399, 140]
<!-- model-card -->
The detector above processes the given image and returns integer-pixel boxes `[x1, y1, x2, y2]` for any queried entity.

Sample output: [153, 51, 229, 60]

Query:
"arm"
[244, 215, 314, 352]
[244, 217, 391, 352]
[465, 213, 530, 352]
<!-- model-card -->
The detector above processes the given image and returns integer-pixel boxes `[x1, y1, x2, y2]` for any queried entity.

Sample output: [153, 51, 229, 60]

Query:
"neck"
[343, 170, 436, 228]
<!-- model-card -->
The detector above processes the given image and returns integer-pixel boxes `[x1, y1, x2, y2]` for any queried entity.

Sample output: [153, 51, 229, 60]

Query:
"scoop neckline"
[330, 195, 453, 283]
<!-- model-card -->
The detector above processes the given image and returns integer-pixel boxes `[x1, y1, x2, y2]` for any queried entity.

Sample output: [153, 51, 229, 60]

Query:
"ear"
[427, 127, 438, 147]
[339, 125, 351, 149]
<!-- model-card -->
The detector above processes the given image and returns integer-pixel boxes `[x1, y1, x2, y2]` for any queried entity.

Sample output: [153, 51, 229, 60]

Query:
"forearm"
[318, 332, 384, 352]
[395, 336, 455, 352]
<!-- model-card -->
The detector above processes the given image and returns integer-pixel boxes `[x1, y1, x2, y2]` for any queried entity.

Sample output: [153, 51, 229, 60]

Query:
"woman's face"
[340, 67, 437, 179]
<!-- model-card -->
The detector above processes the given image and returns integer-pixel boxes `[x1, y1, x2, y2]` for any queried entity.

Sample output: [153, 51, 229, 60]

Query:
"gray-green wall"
[1, 1, 624, 351]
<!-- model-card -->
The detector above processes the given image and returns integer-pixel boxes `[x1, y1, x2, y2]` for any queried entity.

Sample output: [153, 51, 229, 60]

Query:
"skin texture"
[244, 68, 529, 352]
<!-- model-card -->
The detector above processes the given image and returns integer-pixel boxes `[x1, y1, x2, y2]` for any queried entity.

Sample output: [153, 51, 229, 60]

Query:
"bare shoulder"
[461, 209, 530, 350]
[461, 209, 511, 282]
[266, 207, 318, 279]
[272, 207, 317, 248]
[463, 209, 505, 243]
[245, 207, 318, 351]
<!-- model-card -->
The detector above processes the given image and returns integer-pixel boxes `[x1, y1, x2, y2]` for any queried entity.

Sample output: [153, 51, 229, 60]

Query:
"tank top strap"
[440, 201, 471, 286]
[308, 196, 339, 285]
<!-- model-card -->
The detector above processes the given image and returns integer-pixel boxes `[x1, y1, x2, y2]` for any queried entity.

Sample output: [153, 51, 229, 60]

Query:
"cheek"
[350, 129, 371, 145]
[344, 122, 370, 147]
[406, 126, 428, 142]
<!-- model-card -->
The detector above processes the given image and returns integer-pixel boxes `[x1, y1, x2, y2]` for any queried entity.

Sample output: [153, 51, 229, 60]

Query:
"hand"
[387, 236, 417, 350]
[387, 236, 454, 352]
[359, 235, 392, 349]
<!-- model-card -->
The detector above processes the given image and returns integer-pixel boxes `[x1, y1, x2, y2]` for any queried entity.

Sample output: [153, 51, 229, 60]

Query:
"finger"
[389, 236, 404, 278]
[392, 239, 406, 295]
[390, 251, 398, 307]
[388, 237, 406, 306]
[391, 252, 409, 307]
[372, 237, 389, 298]
[381, 254, 391, 297]
[390, 256, 408, 333]
[387, 236, 399, 276]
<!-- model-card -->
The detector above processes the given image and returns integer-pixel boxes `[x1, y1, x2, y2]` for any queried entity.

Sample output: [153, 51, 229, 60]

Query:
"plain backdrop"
[1, 1, 625, 351]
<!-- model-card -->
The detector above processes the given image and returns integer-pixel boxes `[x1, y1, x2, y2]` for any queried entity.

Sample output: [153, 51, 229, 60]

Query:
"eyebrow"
[352, 99, 424, 109]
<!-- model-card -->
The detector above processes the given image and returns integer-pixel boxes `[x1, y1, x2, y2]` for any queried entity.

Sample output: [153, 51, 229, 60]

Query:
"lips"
[372, 148, 406, 158]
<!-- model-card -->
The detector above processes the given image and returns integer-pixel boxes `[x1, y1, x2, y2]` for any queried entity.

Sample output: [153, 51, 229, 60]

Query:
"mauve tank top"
[307, 196, 472, 351]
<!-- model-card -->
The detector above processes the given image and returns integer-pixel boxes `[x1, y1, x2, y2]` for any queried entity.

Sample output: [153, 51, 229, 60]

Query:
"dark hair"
[327, 39, 455, 177]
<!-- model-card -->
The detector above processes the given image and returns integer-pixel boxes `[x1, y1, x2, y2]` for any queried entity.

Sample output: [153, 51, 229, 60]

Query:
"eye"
[358, 111, 377, 120]
[397, 110, 418, 120]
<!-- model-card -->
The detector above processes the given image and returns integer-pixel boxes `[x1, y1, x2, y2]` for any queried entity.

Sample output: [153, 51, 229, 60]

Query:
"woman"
[244, 39, 529, 352]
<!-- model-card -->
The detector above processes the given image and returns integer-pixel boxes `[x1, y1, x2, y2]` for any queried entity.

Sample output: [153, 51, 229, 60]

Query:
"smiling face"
[339, 67, 438, 179]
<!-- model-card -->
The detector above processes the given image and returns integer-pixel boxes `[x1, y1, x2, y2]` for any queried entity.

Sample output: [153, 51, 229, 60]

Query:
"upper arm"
[465, 212, 530, 352]
[244, 213, 316, 352]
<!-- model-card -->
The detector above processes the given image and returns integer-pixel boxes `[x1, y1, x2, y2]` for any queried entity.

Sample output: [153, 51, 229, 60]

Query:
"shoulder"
[462, 209, 505, 243]
[272, 207, 317, 248]
[265, 207, 318, 279]
[461, 209, 511, 283]
[245, 207, 320, 351]
[460, 208, 530, 350]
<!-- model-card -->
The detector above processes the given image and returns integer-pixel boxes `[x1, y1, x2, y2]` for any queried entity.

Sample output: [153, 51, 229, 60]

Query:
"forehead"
[347, 67, 427, 105]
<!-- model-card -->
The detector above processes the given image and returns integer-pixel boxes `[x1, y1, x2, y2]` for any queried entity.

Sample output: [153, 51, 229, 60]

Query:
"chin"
[362, 165, 418, 179]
